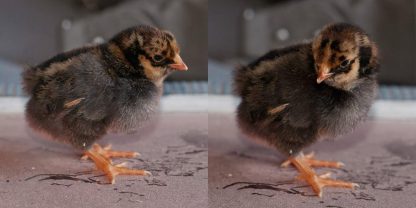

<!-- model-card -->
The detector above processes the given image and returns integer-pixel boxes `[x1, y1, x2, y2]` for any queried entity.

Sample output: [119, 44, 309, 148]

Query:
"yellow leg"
[281, 152, 344, 168]
[85, 150, 151, 184]
[81, 143, 140, 160]
[286, 154, 358, 197]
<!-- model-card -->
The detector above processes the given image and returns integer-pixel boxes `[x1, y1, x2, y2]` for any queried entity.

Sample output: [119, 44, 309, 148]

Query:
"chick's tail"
[21, 66, 41, 95]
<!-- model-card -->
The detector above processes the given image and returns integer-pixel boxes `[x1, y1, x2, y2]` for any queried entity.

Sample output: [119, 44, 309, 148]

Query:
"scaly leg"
[284, 153, 358, 197]
[81, 143, 140, 160]
[281, 152, 344, 168]
[85, 150, 151, 184]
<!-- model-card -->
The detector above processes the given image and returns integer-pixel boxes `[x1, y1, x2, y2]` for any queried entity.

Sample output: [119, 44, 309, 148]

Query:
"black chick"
[234, 23, 379, 197]
[22, 25, 188, 184]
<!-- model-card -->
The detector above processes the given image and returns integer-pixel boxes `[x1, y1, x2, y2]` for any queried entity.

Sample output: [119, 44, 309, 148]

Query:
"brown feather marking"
[108, 43, 127, 62]
[122, 33, 138, 48]
[139, 55, 165, 82]
[41, 60, 74, 77]
[64, 98, 85, 108]
[268, 103, 289, 115]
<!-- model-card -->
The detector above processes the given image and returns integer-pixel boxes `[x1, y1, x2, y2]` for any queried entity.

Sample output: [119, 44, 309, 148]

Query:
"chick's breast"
[68, 51, 160, 134]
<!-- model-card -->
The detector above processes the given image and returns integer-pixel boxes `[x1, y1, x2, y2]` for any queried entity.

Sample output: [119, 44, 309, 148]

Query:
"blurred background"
[0, 0, 207, 97]
[209, 0, 416, 101]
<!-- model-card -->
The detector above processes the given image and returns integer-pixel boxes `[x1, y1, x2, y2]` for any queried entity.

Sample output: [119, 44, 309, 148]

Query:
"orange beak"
[316, 64, 333, 84]
[316, 72, 334, 84]
[169, 54, 188, 71]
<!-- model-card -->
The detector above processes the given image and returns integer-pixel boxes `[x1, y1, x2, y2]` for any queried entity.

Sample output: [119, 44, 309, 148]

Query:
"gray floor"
[2, 108, 416, 208]
[209, 113, 416, 208]
[0, 113, 207, 208]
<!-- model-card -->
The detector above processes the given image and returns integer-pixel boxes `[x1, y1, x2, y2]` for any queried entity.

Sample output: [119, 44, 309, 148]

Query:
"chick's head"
[111, 25, 187, 82]
[312, 23, 378, 90]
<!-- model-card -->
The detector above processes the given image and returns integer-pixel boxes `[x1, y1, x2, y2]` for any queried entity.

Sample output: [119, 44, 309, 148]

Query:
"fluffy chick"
[22, 25, 188, 183]
[234, 23, 379, 197]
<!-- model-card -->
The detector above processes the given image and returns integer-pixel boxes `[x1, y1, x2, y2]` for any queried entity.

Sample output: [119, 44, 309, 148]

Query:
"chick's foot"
[85, 150, 151, 184]
[81, 143, 140, 160]
[286, 154, 358, 197]
[281, 152, 344, 168]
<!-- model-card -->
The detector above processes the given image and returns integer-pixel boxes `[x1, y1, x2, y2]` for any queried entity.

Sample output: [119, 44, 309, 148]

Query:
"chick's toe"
[288, 154, 358, 197]
[85, 149, 150, 184]
[81, 143, 140, 160]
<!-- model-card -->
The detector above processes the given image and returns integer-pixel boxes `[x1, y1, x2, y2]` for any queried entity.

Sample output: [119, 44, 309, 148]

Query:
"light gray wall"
[209, 0, 416, 85]
[0, 0, 89, 65]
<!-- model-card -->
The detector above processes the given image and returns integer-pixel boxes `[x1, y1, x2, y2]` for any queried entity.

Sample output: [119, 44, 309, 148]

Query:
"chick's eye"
[340, 60, 350, 68]
[153, 55, 164, 62]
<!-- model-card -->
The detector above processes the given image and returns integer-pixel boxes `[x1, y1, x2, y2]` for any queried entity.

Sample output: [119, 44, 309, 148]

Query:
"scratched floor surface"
[209, 113, 416, 208]
[0, 113, 207, 208]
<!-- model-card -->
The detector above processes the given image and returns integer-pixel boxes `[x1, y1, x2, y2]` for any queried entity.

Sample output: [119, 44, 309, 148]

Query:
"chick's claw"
[81, 143, 140, 160]
[289, 155, 358, 197]
[85, 150, 151, 184]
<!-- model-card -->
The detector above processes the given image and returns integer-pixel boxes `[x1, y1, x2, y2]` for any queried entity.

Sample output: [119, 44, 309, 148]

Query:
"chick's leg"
[281, 152, 344, 168]
[85, 150, 151, 184]
[81, 143, 140, 160]
[286, 154, 358, 197]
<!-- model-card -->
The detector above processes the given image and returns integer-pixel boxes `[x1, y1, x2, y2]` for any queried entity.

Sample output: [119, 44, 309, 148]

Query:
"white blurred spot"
[275, 28, 290, 41]
[61, 19, 72, 30]
[92, 36, 105, 44]
[243, 8, 255, 20]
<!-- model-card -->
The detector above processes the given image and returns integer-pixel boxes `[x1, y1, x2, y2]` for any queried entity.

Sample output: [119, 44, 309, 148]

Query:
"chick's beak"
[169, 54, 188, 71]
[317, 72, 334, 84]
[316, 65, 334, 84]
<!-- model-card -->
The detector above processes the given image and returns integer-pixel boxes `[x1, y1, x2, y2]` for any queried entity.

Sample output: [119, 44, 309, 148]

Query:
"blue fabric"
[0, 59, 208, 96]
[1, 59, 416, 99]
[206, 59, 416, 100]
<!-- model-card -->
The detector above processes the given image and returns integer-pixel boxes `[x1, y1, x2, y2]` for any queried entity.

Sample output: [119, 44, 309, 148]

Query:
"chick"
[234, 23, 378, 197]
[22, 25, 188, 184]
